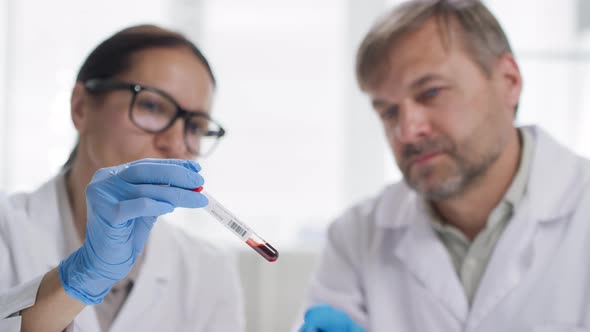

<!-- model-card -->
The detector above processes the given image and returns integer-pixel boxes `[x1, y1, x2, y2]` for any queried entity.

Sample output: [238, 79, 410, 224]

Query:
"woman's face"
[72, 46, 214, 170]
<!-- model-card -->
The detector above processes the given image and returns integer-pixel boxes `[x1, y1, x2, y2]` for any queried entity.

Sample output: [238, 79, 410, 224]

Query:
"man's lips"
[407, 151, 442, 166]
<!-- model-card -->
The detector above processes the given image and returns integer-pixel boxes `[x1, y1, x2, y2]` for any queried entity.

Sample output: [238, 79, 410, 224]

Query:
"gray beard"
[403, 140, 504, 201]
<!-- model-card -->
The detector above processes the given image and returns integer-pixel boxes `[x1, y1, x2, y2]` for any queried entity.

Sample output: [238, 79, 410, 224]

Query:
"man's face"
[366, 19, 520, 200]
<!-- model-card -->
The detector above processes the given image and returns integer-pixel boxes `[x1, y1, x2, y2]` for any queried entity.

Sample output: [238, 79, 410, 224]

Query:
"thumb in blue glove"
[59, 158, 208, 304]
[299, 304, 367, 332]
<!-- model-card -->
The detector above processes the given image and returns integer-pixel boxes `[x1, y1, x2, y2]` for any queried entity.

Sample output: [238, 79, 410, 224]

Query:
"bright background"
[1, 0, 589, 331]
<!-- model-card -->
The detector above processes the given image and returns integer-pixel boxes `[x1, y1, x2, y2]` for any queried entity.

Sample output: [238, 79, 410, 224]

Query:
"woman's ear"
[71, 82, 89, 133]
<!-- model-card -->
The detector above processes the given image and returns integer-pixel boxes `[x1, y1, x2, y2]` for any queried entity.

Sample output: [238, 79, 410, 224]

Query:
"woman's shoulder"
[3, 176, 61, 219]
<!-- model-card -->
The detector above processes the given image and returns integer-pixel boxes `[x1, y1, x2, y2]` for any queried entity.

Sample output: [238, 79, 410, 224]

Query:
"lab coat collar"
[109, 221, 174, 331]
[389, 200, 470, 321]
[16, 171, 75, 259]
[374, 182, 417, 230]
[524, 126, 589, 223]
[467, 126, 590, 327]
[22, 174, 100, 331]
[371, 181, 469, 320]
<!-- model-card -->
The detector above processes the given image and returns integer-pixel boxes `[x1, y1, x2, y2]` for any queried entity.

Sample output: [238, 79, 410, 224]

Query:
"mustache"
[402, 138, 453, 160]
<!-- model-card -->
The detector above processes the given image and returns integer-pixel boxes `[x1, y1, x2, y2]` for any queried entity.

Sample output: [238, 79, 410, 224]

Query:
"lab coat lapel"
[110, 221, 171, 332]
[71, 307, 102, 332]
[31, 175, 103, 332]
[468, 126, 587, 329]
[466, 195, 536, 328]
[23, 175, 73, 271]
[392, 194, 469, 322]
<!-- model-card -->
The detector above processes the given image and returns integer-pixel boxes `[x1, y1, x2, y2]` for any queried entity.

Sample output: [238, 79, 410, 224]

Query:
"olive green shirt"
[429, 128, 534, 304]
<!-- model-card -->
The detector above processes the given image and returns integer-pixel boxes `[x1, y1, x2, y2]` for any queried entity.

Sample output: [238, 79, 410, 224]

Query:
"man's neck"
[432, 129, 522, 241]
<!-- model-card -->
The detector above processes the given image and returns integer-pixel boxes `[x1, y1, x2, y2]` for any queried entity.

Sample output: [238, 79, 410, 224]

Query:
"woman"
[0, 25, 244, 331]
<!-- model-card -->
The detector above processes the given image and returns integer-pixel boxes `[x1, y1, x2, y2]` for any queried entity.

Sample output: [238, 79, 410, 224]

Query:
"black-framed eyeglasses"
[84, 78, 225, 157]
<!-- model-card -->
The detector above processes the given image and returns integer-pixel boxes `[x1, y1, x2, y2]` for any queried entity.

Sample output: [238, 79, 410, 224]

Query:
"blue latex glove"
[59, 159, 207, 304]
[299, 304, 367, 332]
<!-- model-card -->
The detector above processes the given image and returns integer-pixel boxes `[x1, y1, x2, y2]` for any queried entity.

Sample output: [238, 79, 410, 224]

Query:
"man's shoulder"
[528, 127, 590, 215]
[329, 181, 414, 237]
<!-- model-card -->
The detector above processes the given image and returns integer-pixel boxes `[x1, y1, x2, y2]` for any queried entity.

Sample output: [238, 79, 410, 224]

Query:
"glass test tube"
[193, 187, 279, 262]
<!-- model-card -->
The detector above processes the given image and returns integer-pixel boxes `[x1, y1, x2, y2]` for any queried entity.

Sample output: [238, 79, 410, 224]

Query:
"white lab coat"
[0, 173, 245, 332]
[306, 126, 590, 332]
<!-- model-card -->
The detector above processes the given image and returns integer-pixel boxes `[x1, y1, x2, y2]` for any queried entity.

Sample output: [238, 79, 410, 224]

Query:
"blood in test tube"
[246, 239, 279, 262]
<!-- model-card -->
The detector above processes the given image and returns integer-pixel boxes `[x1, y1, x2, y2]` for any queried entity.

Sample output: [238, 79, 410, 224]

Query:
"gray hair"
[356, 0, 513, 90]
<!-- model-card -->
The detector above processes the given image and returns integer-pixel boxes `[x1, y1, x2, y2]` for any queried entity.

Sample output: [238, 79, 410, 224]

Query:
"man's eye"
[381, 106, 399, 120]
[418, 87, 442, 101]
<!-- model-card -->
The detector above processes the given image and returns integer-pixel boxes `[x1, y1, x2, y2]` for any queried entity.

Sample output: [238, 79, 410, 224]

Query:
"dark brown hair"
[77, 24, 215, 85]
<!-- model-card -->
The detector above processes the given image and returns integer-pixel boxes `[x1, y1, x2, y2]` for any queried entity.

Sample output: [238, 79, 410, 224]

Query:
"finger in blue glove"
[299, 304, 367, 332]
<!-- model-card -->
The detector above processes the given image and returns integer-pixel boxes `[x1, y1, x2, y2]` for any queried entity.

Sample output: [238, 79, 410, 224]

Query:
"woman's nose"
[153, 118, 188, 158]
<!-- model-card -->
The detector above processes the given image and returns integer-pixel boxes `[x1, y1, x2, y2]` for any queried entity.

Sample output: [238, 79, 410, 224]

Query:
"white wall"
[0, 0, 10, 188]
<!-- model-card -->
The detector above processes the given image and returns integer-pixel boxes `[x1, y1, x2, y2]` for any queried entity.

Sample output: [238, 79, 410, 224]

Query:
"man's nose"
[392, 102, 432, 144]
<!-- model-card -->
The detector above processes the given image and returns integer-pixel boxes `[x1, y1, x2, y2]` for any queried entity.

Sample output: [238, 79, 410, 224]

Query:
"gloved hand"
[299, 304, 367, 332]
[59, 159, 207, 305]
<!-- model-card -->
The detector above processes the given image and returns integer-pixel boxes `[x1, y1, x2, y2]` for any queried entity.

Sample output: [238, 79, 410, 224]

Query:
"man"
[299, 1, 590, 331]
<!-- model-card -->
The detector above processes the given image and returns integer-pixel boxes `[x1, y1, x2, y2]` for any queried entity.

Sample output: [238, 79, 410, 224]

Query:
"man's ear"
[495, 53, 523, 118]
[71, 82, 89, 134]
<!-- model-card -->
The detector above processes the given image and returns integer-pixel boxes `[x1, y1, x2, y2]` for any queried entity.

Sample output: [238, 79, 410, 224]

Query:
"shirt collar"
[504, 127, 535, 208]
